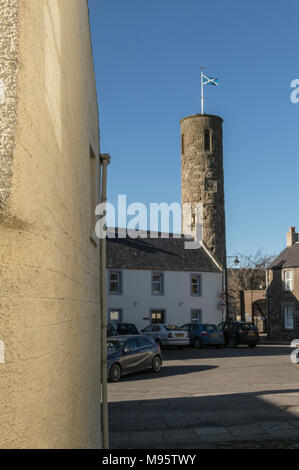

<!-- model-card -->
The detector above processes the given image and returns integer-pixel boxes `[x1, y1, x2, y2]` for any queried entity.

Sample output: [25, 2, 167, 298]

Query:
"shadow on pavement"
[109, 387, 299, 433]
[121, 364, 218, 382]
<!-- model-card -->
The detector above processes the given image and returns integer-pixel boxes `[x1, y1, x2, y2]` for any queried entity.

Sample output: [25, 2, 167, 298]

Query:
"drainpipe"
[100, 153, 111, 449]
[225, 265, 230, 321]
[266, 269, 270, 337]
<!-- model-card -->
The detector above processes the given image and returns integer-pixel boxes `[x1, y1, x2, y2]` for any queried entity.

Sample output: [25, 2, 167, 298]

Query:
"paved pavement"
[108, 344, 299, 448]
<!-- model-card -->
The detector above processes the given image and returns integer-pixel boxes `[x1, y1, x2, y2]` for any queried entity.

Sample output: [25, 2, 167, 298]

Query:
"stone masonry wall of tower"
[180, 114, 227, 266]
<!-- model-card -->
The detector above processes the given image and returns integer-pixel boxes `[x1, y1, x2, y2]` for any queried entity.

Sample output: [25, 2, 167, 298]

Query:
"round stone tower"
[180, 113, 226, 266]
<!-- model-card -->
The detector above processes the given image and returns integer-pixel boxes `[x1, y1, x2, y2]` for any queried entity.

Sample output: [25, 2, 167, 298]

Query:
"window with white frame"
[109, 309, 122, 323]
[191, 274, 201, 296]
[191, 310, 202, 323]
[284, 270, 294, 291]
[109, 271, 122, 294]
[152, 272, 164, 295]
[284, 306, 294, 329]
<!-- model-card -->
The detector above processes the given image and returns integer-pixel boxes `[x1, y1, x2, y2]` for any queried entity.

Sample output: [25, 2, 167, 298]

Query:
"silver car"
[141, 324, 189, 349]
[107, 335, 163, 382]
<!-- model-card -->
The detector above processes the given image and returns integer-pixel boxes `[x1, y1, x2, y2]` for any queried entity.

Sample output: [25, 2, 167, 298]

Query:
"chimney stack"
[286, 226, 298, 247]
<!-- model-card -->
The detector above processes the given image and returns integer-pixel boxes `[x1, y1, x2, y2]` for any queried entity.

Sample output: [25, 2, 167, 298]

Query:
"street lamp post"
[225, 256, 240, 321]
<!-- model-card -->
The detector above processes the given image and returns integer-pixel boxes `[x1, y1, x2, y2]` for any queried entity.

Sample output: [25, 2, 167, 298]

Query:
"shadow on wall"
[252, 298, 267, 332]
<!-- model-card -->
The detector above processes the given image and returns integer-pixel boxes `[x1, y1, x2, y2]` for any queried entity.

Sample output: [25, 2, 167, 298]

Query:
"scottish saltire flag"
[203, 74, 220, 86]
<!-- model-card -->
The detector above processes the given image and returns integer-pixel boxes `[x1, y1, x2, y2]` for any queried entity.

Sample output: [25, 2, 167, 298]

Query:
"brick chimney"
[286, 226, 298, 247]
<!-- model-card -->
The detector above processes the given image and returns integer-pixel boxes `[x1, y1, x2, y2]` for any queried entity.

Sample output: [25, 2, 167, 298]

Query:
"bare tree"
[227, 249, 274, 320]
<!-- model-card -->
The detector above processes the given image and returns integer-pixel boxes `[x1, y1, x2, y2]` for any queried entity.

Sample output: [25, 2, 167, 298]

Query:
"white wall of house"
[107, 269, 224, 331]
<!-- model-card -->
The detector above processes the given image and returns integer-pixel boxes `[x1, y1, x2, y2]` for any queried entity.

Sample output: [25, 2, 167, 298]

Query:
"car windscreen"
[239, 323, 256, 330]
[179, 324, 191, 331]
[107, 340, 123, 353]
[117, 324, 138, 334]
[203, 324, 217, 331]
[164, 325, 180, 331]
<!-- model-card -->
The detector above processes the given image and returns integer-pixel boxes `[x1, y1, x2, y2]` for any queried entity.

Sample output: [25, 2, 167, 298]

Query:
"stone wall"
[0, 0, 20, 219]
[0, 0, 102, 448]
[243, 290, 267, 332]
[180, 114, 226, 266]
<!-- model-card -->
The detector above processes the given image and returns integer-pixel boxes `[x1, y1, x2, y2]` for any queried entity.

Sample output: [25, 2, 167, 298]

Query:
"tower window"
[204, 178, 217, 192]
[191, 213, 195, 230]
[181, 134, 185, 155]
[204, 130, 212, 151]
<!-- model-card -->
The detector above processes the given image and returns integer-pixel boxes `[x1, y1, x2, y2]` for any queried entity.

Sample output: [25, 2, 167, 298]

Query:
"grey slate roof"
[269, 243, 299, 270]
[106, 229, 221, 273]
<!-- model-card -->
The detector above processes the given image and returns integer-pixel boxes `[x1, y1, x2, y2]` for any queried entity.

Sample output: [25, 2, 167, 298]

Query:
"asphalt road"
[108, 344, 299, 433]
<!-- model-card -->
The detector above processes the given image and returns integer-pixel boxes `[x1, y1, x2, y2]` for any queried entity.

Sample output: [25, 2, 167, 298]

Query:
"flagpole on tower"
[201, 66, 204, 114]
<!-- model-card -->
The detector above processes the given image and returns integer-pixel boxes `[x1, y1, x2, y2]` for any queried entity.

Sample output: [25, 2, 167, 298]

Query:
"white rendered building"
[107, 231, 224, 330]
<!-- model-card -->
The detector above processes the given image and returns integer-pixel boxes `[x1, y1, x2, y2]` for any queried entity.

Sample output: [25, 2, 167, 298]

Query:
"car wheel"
[215, 344, 223, 349]
[109, 363, 122, 382]
[194, 338, 201, 349]
[248, 343, 256, 349]
[151, 355, 162, 373]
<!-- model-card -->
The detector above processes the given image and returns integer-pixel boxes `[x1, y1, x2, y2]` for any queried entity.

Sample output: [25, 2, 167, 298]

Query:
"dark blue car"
[180, 323, 225, 348]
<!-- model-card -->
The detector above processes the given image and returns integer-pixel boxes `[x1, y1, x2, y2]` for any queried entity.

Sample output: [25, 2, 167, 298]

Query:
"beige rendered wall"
[0, 0, 102, 448]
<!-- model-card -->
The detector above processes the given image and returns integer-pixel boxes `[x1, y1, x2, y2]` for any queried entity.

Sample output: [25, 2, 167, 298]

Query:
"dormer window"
[204, 129, 212, 151]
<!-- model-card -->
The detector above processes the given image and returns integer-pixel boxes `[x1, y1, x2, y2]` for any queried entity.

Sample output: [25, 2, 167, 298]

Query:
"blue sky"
[89, 0, 299, 258]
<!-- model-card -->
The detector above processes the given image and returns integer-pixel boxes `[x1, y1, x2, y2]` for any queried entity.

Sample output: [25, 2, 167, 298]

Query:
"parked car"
[180, 323, 224, 348]
[141, 324, 189, 349]
[107, 335, 162, 382]
[107, 322, 139, 337]
[218, 321, 260, 348]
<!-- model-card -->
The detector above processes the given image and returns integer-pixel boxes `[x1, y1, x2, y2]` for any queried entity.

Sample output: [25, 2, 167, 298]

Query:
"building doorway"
[151, 309, 165, 324]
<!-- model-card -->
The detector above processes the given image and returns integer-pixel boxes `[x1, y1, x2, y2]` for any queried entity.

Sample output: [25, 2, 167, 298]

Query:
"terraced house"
[107, 230, 224, 331]
[267, 227, 299, 341]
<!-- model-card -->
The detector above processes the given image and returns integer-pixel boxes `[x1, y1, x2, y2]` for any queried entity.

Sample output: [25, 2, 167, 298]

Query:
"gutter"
[100, 153, 111, 449]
